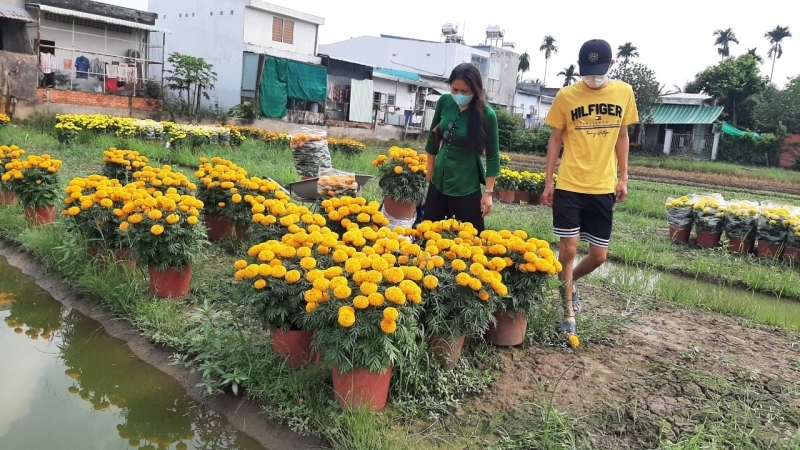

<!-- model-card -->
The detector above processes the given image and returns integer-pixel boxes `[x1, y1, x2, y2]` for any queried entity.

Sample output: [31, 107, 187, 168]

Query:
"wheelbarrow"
[286, 174, 373, 207]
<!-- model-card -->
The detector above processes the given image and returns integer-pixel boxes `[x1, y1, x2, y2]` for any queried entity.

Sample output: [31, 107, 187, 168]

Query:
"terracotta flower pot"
[270, 327, 319, 369]
[427, 333, 466, 370]
[497, 190, 515, 204]
[756, 241, 783, 259]
[484, 311, 528, 346]
[669, 224, 691, 244]
[727, 236, 754, 255]
[696, 231, 722, 249]
[513, 190, 531, 204]
[331, 366, 393, 411]
[203, 213, 234, 241]
[148, 265, 192, 298]
[233, 224, 248, 241]
[0, 189, 17, 206]
[383, 196, 417, 220]
[24, 205, 57, 226]
[529, 194, 541, 205]
[782, 246, 800, 266]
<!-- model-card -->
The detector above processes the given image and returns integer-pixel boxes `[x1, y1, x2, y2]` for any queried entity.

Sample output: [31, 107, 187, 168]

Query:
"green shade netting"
[286, 60, 327, 103]
[258, 57, 328, 118]
[717, 121, 760, 139]
[259, 57, 287, 118]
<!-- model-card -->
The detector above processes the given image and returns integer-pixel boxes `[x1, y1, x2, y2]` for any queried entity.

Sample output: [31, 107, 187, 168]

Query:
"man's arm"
[614, 125, 630, 202]
[542, 127, 564, 206]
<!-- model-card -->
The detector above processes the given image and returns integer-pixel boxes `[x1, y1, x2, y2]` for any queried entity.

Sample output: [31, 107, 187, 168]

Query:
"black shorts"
[552, 189, 615, 248]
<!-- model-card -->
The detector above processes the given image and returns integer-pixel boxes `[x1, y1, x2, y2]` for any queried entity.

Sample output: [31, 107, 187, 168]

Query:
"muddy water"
[596, 260, 800, 329]
[0, 256, 267, 450]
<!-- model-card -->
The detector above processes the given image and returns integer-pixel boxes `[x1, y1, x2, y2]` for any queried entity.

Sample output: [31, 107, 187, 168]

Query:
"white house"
[643, 93, 724, 158]
[513, 82, 559, 128]
[150, 0, 324, 110]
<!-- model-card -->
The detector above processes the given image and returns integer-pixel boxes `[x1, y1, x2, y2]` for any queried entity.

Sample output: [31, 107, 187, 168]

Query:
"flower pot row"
[271, 310, 528, 411]
[495, 189, 542, 205]
[669, 224, 800, 264]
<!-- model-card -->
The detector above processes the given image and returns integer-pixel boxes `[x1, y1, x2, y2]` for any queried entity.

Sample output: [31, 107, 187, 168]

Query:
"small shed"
[644, 93, 724, 158]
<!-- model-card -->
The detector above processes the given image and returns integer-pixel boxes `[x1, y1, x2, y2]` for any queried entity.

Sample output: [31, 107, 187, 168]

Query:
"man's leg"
[572, 243, 608, 281]
[571, 193, 615, 310]
[552, 189, 583, 329]
[558, 236, 580, 326]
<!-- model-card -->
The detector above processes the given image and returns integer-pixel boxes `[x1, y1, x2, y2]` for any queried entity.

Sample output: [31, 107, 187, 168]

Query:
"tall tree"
[713, 28, 739, 60]
[611, 62, 660, 123]
[685, 54, 768, 128]
[765, 25, 792, 83]
[517, 51, 530, 81]
[558, 65, 578, 87]
[754, 75, 800, 134]
[529, 78, 543, 85]
[539, 35, 558, 86]
[616, 42, 639, 63]
[746, 48, 764, 64]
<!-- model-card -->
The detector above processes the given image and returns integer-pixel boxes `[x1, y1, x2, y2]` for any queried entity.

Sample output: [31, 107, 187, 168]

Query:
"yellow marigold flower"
[359, 282, 378, 296]
[385, 286, 406, 305]
[306, 302, 318, 313]
[353, 295, 369, 309]
[478, 290, 490, 301]
[452, 259, 467, 271]
[313, 278, 330, 291]
[380, 319, 397, 334]
[187, 215, 199, 225]
[285, 270, 301, 283]
[456, 272, 471, 286]
[119, 221, 130, 231]
[468, 278, 482, 291]
[325, 267, 344, 279]
[232, 194, 242, 203]
[368, 292, 385, 307]
[393, 166, 403, 174]
[253, 279, 267, 290]
[150, 224, 165, 235]
[568, 334, 580, 348]
[383, 268, 404, 284]
[305, 269, 325, 282]
[299, 257, 316, 270]
[422, 275, 439, 290]
[383, 307, 399, 321]
[234, 259, 248, 270]
[99, 198, 114, 208]
[165, 213, 180, 225]
[333, 285, 352, 300]
[337, 309, 356, 328]
[470, 263, 485, 276]
[67, 206, 81, 216]
[304, 289, 323, 303]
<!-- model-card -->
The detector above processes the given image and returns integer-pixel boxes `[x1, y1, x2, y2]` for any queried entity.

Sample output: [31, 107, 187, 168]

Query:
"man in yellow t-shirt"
[542, 39, 639, 346]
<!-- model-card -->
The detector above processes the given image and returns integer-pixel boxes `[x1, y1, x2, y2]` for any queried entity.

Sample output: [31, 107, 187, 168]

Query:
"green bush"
[717, 132, 784, 166]
[511, 126, 552, 155]
[494, 107, 519, 150]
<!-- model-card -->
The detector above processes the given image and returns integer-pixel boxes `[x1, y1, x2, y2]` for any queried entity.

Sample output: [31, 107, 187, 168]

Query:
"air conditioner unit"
[408, 84, 419, 93]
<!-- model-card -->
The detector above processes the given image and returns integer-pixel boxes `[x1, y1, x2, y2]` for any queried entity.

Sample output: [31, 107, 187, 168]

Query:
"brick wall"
[36, 88, 162, 112]
[779, 134, 800, 168]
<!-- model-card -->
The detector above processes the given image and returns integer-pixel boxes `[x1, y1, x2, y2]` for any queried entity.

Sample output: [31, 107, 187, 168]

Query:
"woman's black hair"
[448, 63, 488, 155]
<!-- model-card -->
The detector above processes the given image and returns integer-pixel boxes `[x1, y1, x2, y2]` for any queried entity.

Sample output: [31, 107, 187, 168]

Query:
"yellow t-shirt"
[545, 80, 639, 194]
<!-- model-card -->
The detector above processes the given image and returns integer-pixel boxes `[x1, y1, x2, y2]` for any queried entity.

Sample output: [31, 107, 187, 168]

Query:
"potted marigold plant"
[665, 195, 696, 243]
[0, 144, 25, 206]
[62, 175, 135, 266]
[248, 196, 325, 243]
[102, 148, 148, 183]
[692, 195, 727, 248]
[479, 229, 563, 346]
[328, 138, 366, 156]
[756, 202, 790, 259]
[494, 168, 520, 203]
[120, 190, 206, 298]
[320, 196, 389, 235]
[132, 165, 197, 196]
[194, 157, 250, 240]
[499, 153, 511, 167]
[302, 226, 423, 410]
[783, 212, 800, 265]
[414, 219, 507, 369]
[232, 224, 335, 368]
[2, 153, 62, 225]
[54, 120, 81, 145]
[723, 200, 759, 254]
[515, 171, 537, 204]
[372, 146, 427, 220]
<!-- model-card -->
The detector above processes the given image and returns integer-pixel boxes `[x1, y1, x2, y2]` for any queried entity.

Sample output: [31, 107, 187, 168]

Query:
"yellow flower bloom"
[382, 307, 399, 321]
[337, 309, 356, 327]
[385, 286, 406, 305]
[187, 215, 199, 225]
[333, 285, 352, 300]
[380, 319, 397, 334]
[234, 260, 248, 270]
[285, 270, 301, 283]
[166, 214, 180, 225]
[150, 224, 165, 235]
[253, 279, 267, 290]
[299, 257, 317, 270]
[353, 295, 369, 309]
[423, 275, 439, 290]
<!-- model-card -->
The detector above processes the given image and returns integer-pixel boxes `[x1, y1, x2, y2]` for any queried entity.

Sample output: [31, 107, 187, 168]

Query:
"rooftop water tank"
[441, 23, 458, 36]
[485, 25, 504, 38]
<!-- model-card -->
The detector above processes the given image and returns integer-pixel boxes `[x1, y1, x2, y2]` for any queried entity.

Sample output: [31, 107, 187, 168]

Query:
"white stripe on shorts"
[580, 232, 610, 248]
[553, 226, 580, 238]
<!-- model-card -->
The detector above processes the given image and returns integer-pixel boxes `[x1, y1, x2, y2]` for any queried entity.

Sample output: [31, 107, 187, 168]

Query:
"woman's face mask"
[452, 93, 474, 106]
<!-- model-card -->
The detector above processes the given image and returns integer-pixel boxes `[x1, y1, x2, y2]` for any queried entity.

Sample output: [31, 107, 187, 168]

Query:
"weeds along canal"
[0, 253, 272, 450]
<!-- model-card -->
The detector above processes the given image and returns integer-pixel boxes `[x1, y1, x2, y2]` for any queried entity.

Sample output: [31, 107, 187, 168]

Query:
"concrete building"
[319, 33, 519, 109]
[643, 93, 724, 158]
[513, 82, 559, 128]
[150, 0, 324, 110]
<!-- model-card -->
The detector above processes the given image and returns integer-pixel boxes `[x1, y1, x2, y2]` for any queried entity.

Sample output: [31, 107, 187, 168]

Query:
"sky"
[106, 0, 797, 89]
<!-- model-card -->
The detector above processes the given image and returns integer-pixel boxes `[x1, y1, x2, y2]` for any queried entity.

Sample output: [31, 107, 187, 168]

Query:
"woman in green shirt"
[424, 63, 500, 232]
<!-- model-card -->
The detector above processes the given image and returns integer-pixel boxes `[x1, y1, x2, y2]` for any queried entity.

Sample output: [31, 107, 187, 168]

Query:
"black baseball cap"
[578, 39, 613, 75]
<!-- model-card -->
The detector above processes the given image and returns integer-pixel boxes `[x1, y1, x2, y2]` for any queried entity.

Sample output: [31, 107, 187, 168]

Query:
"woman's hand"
[481, 192, 493, 218]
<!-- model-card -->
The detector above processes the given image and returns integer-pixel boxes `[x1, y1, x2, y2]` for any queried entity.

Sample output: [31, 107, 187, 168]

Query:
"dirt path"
[475, 284, 800, 449]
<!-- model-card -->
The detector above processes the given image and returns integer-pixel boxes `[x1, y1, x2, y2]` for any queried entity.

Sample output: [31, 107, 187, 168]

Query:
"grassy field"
[2, 123, 800, 449]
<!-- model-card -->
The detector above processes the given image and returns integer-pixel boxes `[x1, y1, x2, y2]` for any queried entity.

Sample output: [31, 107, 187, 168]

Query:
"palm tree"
[558, 65, 578, 87]
[529, 78, 543, 85]
[539, 35, 558, 86]
[517, 52, 530, 81]
[765, 25, 792, 83]
[746, 48, 764, 64]
[616, 42, 639, 63]
[713, 28, 739, 60]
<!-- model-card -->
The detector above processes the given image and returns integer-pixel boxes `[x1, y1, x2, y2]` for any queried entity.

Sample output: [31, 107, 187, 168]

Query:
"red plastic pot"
[497, 190, 515, 204]
[148, 265, 192, 298]
[669, 225, 691, 244]
[728, 236, 754, 255]
[696, 231, 722, 249]
[24, 205, 56, 226]
[203, 213, 234, 241]
[427, 334, 466, 370]
[782, 246, 800, 266]
[756, 241, 783, 259]
[484, 311, 528, 346]
[383, 196, 417, 220]
[0, 189, 17, 206]
[332, 366, 393, 411]
[270, 327, 319, 369]
[513, 190, 532, 204]
[233, 224, 248, 241]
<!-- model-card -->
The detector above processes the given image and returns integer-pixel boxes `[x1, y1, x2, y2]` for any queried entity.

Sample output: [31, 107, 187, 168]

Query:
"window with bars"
[43, 12, 133, 34]
[387, 94, 396, 106]
[272, 17, 294, 44]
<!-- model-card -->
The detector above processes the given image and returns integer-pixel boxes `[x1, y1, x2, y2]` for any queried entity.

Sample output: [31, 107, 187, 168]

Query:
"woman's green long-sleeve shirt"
[425, 94, 500, 197]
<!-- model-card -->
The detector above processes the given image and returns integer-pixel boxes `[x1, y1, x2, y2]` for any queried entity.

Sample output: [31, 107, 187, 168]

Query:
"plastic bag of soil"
[665, 195, 697, 228]
[723, 200, 759, 238]
[381, 203, 417, 232]
[289, 128, 332, 178]
[756, 202, 791, 244]
[317, 168, 358, 204]
[783, 207, 800, 248]
[692, 194, 727, 233]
